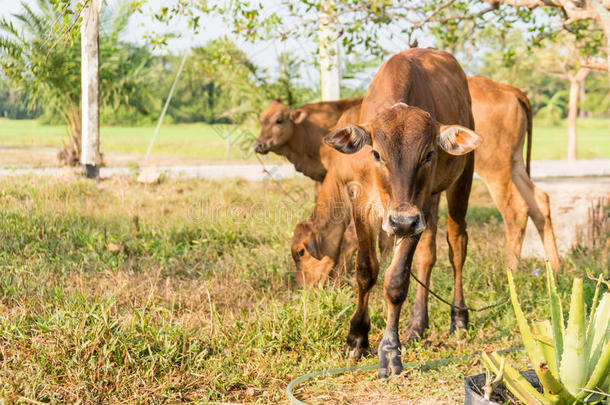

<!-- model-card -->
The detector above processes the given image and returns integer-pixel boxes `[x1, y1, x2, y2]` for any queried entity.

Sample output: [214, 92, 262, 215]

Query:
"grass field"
[0, 117, 608, 166]
[0, 175, 607, 403]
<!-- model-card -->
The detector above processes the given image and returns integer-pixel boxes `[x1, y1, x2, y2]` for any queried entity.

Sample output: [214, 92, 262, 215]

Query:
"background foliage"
[0, 0, 608, 126]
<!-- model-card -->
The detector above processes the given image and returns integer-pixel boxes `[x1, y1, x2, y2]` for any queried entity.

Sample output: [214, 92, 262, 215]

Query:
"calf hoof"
[450, 308, 469, 335]
[404, 318, 428, 342]
[378, 335, 402, 378]
[346, 333, 369, 361]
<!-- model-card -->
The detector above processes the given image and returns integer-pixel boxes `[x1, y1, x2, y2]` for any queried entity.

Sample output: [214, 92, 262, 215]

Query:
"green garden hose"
[286, 346, 523, 405]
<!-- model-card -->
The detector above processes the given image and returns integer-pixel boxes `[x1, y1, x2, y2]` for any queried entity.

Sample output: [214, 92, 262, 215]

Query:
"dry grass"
[0, 174, 606, 404]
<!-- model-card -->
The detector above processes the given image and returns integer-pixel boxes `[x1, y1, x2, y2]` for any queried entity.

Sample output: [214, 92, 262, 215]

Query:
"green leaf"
[576, 340, 610, 402]
[586, 293, 610, 376]
[536, 361, 575, 405]
[533, 320, 559, 379]
[482, 350, 550, 405]
[559, 277, 586, 396]
[507, 269, 545, 376]
[546, 262, 564, 374]
[586, 275, 603, 340]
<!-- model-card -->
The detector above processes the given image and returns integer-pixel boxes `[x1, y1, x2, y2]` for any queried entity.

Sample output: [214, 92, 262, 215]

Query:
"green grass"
[532, 118, 610, 160]
[0, 117, 607, 166]
[0, 118, 266, 164]
[0, 176, 607, 404]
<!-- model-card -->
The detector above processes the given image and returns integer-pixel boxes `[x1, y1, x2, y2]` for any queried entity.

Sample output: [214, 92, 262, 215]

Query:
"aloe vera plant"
[482, 263, 610, 405]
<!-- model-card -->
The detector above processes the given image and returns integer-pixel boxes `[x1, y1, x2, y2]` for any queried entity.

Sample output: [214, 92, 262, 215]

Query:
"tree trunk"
[57, 108, 82, 166]
[567, 69, 590, 161]
[592, 0, 610, 86]
[81, 0, 101, 178]
[319, 0, 341, 101]
[579, 80, 586, 118]
[567, 78, 579, 160]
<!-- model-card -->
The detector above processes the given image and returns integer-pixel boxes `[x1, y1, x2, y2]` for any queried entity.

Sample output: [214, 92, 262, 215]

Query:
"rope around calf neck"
[409, 270, 509, 312]
[286, 346, 523, 405]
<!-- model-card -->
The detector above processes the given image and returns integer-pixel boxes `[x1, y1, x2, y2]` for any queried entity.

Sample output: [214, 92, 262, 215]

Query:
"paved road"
[0, 159, 609, 180]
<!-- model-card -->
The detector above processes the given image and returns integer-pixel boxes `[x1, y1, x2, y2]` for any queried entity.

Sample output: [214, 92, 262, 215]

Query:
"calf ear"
[437, 125, 482, 156]
[324, 125, 372, 154]
[305, 232, 323, 260]
[289, 109, 307, 124]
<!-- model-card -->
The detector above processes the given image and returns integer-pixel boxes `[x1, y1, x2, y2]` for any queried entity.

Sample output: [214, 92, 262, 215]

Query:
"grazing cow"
[321, 48, 482, 378]
[254, 97, 362, 182]
[260, 79, 559, 287]
[468, 76, 559, 270]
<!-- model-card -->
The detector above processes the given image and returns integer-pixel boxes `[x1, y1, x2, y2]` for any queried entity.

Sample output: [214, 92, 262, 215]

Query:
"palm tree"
[0, 0, 155, 165]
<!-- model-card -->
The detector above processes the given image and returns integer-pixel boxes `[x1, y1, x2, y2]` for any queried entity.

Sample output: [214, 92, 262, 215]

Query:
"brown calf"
[254, 97, 362, 182]
[291, 77, 561, 360]
[323, 48, 482, 378]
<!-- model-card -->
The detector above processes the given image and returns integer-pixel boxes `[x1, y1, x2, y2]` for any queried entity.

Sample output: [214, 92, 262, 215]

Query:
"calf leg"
[512, 169, 561, 271]
[483, 178, 529, 271]
[346, 215, 379, 360]
[446, 158, 474, 334]
[405, 194, 440, 340]
[335, 219, 357, 282]
[378, 236, 418, 378]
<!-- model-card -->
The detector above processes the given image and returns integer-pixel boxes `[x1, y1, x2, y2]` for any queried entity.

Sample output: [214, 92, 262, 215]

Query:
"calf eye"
[372, 149, 381, 162]
[276, 118, 284, 124]
[297, 249, 305, 257]
[424, 150, 435, 163]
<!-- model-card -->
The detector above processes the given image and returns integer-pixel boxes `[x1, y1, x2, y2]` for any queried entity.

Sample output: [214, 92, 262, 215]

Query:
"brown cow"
[254, 97, 362, 182]
[321, 48, 482, 378]
[261, 80, 559, 285]
[468, 76, 559, 270]
[291, 77, 561, 354]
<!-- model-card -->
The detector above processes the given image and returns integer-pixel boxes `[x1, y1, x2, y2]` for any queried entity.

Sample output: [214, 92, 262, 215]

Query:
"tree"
[542, 35, 591, 160]
[164, 38, 268, 124]
[0, 0, 156, 165]
[484, 0, 610, 78]
[478, 28, 601, 159]
[0, 75, 39, 119]
[140, 0, 530, 100]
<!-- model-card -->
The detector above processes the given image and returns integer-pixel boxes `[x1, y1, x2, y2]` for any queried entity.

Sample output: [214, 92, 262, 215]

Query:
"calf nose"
[253, 142, 264, 153]
[389, 215, 420, 236]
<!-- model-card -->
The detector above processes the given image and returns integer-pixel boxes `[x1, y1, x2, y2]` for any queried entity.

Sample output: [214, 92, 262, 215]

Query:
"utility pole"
[81, 0, 101, 179]
[319, 0, 341, 101]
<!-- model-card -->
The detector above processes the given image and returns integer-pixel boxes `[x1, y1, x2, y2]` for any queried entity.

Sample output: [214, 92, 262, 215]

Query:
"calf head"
[291, 221, 335, 287]
[254, 99, 308, 154]
[325, 103, 481, 238]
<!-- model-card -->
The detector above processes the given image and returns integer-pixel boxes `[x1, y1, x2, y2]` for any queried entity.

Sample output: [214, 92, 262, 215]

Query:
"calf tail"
[516, 92, 533, 177]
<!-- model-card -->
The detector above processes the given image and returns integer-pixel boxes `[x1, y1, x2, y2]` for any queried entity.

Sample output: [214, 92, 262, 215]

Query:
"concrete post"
[81, 0, 101, 178]
[319, 0, 341, 101]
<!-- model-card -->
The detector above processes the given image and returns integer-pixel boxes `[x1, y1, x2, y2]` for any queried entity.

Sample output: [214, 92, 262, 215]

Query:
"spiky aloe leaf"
[586, 292, 610, 375]
[507, 269, 545, 376]
[586, 275, 603, 341]
[559, 277, 586, 397]
[533, 320, 559, 379]
[576, 340, 610, 402]
[481, 350, 551, 405]
[546, 262, 564, 374]
[536, 361, 576, 405]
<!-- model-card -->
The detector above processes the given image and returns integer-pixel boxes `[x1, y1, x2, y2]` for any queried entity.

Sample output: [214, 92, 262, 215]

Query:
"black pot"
[464, 370, 542, 405]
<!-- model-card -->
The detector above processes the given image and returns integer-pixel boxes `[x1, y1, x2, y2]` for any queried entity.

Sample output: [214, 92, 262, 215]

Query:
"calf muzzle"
[384, 214, 426, 237]
[253, 141, 270, 154]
